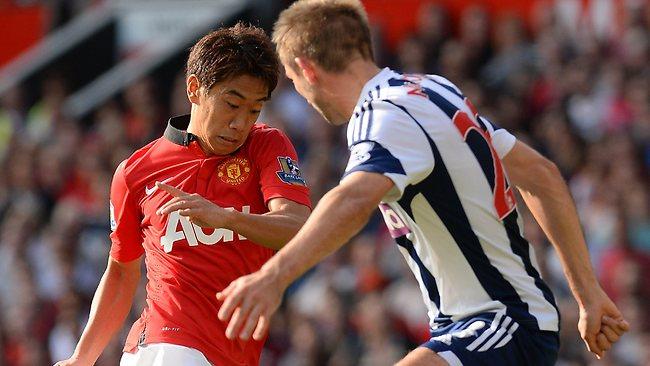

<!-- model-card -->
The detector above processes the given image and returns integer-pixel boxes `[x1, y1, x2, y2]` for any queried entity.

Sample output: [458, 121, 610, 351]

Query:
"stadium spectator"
[0, 1, 647, 365]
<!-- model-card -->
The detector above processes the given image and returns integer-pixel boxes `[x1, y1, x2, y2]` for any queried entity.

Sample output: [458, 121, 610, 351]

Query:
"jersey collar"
[164, 114, 197, 146]
[361, 67, 393, 98]
[351, 67, 394, 116]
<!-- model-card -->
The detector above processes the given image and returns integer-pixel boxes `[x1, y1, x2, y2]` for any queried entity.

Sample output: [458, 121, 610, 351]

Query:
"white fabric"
[343, 68, 558, 332]
[120, 343, 212, 366]
[437, 350, 464, 366]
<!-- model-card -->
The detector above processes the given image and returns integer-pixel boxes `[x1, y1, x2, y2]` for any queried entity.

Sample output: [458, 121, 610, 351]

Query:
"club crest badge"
[276, 156, 306, 186]
[218, 157, 251, 185]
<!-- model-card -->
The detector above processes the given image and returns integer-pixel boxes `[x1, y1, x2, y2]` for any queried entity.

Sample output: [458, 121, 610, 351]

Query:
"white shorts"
[120, 343, 212, 366]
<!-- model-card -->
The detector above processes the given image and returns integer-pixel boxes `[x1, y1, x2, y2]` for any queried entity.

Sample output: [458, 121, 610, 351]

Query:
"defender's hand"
[216, 268, 285, 341]
[156, 182, 233, 228]
[53, 356, 89, 366]
[578, 287, 629, 359]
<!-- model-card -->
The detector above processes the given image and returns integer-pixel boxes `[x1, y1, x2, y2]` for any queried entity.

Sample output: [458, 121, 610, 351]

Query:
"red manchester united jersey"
[109, 115, 311, 365]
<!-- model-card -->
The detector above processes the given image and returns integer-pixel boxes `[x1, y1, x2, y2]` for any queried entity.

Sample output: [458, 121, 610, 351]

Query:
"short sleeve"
[342, 100, 434, 202]
[253, 128, 311, 209]
[109, 161, 144, 262]
[480, 116, 516, 158]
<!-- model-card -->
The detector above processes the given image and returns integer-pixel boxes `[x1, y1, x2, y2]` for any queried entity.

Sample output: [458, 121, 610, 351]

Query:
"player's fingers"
[600, 325, 620, 343]
[581, 311, 604, 357]
[218, 286, 244, 321]
[225, 307, 243, 339]
[156, 197, 184, 214]
[596, 333, 612, 353]
[225, 299, 255, 341]
[603, 305, 630, 332]
[216, 284, 234, 301]
[226, 296, 256, 338]
[602, 316, 629, 335]
[159, 200, 196, 215]
[252, 314, 270, 341]
[239, 304, 262, 340]
[178, 208, 194, 217]
[157, 182, 188, 198]
[583, 333, 602, 359]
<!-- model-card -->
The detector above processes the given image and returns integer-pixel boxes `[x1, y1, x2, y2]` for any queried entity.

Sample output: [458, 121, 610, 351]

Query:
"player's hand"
[577, 286, 629, 359]
[53, 356, 89, 366]
[216, 267, 286, 341]
[156, 182, 233, 228]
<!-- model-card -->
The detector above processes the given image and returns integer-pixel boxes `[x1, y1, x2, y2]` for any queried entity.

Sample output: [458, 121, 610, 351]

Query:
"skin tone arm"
[156, 183, 311, 250]
[502, 140, 629, 359]
[54, 257, 142, 366]
[216, 171, 393, 340]
[217, 141, 629, 359]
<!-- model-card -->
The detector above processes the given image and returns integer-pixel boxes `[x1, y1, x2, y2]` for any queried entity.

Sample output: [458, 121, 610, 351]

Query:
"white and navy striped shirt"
[343, 68, 559, 332]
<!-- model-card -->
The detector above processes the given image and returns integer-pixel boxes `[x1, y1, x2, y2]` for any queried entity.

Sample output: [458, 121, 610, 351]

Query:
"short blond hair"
[272, 0, 374, 72]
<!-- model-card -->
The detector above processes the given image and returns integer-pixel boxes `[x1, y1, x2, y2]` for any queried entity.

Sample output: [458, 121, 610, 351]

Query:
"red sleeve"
[253, 128, 311, 208]
[109, 160, 144, 262]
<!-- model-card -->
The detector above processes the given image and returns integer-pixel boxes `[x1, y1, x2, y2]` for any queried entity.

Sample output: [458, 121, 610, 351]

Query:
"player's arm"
[502, 140, 629, 358]
[55, 256, 141, 366]
[157, 129, 311, 250]
[156, 184, 310, 250]
[56, 160, 145, 366]
[216, 171, 393, 340]
[215, 100, 428, 341]
[227, 197, 310, 249]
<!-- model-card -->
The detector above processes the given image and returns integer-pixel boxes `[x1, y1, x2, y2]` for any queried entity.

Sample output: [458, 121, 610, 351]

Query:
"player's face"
[193, 75, 268, 155]
[283, 62, 345, 126]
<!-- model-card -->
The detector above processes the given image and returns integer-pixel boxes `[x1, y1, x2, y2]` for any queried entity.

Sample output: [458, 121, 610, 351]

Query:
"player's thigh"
[395, 347, 449, 366]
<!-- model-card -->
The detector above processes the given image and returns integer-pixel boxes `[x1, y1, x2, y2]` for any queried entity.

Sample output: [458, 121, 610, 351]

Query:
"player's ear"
[294, 57, 318, 85]
[187, 74, 201, 104]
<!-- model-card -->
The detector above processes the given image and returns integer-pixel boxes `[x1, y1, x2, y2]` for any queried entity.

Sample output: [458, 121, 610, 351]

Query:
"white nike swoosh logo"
[145, 177, 173, 196]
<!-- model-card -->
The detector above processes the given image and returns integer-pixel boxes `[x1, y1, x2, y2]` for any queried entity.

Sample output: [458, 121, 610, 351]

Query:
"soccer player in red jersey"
[54, 24, 311, 366]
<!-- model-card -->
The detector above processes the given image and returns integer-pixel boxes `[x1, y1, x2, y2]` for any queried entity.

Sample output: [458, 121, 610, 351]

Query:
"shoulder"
[114, 138, 162, 187]
[248, 123, 290, 141]
[246, 123, 294, 152]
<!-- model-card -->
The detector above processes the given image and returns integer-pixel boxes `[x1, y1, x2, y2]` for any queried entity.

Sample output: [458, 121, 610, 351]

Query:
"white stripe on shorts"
[465, 310, 505, 351]
[438, 350, 464, 366]
[477, 317, 514, 352]
[494, 322, 520, 349]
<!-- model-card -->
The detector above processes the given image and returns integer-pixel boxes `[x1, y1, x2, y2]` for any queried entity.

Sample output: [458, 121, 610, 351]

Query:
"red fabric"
[0, 4, 45, 67]
[361, 0, 542, 51]
[109, 123, 310, 365]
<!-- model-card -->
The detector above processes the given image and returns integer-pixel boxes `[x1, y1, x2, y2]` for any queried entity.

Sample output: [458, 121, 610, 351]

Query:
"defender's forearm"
[262, 183, 377, 289]
[517, 165, 599, 304]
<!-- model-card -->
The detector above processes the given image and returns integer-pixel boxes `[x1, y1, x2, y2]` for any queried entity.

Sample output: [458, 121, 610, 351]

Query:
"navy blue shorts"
[421, 311, 559, 366]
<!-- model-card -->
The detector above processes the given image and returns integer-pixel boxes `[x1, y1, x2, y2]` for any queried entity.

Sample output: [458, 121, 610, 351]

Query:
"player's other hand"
[156, 182, 233, 228]
[216, 267, 285, 341]
[578, 286, 629, 360]
[53, 356, 88, 366]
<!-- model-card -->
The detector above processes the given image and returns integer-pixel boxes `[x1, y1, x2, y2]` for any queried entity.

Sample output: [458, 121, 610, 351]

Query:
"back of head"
[187, 22, 280, 96]
[273, 0, 374, 72]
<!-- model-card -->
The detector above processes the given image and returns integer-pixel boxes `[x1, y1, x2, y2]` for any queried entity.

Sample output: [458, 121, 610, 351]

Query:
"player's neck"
[326, 60, 381, 124]
[186, 111, 216, 155]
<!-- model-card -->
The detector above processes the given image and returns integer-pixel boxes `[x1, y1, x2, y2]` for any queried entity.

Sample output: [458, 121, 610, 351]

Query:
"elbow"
[528, 157, 565, 195]
[537, 158, 563, 183]
[330, 184, 378, 223]
[286, 214, 308, 238]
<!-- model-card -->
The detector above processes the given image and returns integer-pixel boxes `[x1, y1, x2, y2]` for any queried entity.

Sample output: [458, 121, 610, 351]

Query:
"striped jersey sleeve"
[478, 116, 516, 159]
[343, 99, 434, 202]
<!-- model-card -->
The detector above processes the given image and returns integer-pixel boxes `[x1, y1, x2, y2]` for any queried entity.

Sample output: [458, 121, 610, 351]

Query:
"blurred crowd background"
[0, 0, 648, 365]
